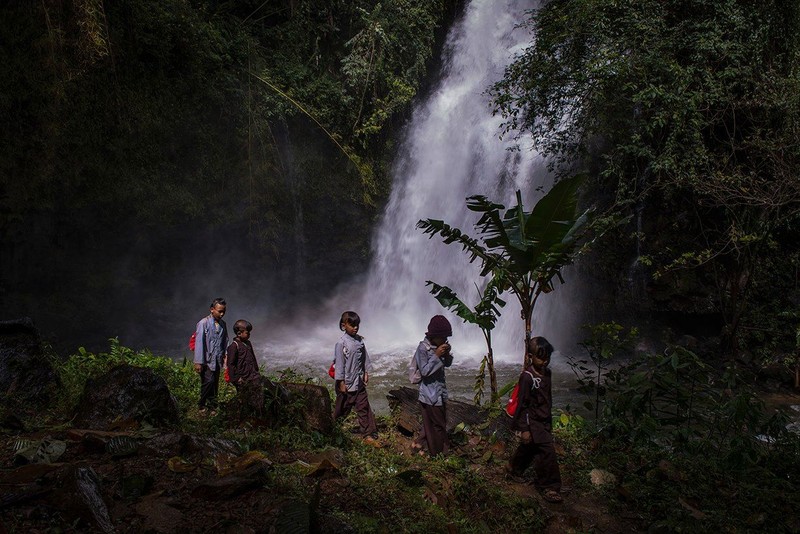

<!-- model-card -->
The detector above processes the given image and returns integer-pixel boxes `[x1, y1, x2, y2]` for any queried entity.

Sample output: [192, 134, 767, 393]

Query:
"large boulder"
[72, 364, 180, 429]
[0, 317, 59, 407]
[225, 377, 290, 425]
[282, 383, 334, 434]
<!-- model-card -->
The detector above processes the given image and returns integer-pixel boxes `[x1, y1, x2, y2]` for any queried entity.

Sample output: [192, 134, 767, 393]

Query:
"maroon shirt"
[511, 366, 553, 443]
[226, 338, 260, 384]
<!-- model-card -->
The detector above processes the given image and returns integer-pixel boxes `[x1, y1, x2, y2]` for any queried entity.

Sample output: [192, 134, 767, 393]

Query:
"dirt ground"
[0, 419, 648, 534]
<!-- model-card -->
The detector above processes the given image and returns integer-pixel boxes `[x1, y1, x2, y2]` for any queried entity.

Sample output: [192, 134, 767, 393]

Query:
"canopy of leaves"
[0, 0, 458, 349]
[492, 0, 800, 353]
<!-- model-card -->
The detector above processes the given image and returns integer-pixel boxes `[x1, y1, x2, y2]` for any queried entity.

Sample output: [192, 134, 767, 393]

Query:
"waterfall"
[265, 0, 581, 373]
[355, 0, 565, 363]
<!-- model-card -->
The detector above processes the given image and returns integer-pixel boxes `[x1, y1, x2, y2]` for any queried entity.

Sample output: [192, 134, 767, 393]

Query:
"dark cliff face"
[0, 123, 377, 353]
[0, 1, 466, 353]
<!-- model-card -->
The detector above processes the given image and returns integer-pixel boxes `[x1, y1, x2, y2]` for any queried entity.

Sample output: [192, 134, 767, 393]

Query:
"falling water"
[265, 0, 583, 406]
[355, 0, 563, 363]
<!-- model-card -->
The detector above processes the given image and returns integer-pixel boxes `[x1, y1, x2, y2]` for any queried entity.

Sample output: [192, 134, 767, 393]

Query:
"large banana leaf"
[418, 173, 592, 305]
[525, 173, 585, 248]
[426, 279, 505, 332]
[416, 219, 493, 267]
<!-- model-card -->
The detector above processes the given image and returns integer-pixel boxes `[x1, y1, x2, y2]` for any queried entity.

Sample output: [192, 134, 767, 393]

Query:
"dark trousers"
[334, 383, 377, 436]
[509, 438, 561, 491]
[420, 401, 448, 456]
[198, 365, 220, 408]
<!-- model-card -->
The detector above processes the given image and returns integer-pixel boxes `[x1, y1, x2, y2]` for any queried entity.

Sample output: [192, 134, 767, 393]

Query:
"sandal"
[542, 489, 563, 503]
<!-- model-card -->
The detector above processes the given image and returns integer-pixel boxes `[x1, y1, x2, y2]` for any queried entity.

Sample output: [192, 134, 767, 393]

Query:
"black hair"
[526, 336, 554, 366]
[233, 319, 252, 335]
[210, 297, 226, 308]
[339, 311, 360, 330]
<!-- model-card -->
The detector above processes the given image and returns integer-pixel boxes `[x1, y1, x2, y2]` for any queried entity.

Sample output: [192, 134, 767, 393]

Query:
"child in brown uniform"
[507, 336, 563, 503]
[226, 319, 277, 418]
[226, 320, 260, 386]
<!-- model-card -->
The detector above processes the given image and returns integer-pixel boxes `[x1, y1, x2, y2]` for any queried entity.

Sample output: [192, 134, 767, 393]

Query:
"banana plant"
[417, 173, 594, 363]
[426, 273, 506, 403]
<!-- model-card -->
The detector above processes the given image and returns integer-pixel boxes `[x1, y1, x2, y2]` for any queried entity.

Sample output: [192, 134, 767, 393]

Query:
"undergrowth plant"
[602, 347, 791, 466]
[567, 322, 638, 420]
[54, 337, 227, 416]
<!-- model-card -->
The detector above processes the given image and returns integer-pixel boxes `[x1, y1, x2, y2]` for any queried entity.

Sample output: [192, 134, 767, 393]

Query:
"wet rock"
[0, 317, 59, 408]
[283, 383, 334, 434]
[72, 364, 180, 430]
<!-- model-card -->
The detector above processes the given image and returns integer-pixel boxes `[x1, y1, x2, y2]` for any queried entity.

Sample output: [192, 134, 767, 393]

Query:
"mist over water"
[263, 0, 582, 397]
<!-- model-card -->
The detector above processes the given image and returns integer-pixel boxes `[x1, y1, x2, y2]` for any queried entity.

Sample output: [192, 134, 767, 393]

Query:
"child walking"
[333, 311, 378, 441]
[414, 315, 454, 456]
[507, 336, 563, 503]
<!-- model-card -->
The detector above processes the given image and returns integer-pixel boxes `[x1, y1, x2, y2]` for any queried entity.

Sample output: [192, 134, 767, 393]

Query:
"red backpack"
[505, 370, 534, 417]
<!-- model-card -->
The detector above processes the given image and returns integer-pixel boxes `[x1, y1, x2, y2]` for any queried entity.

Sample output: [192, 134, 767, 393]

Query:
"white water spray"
[355, 0, 563, 363]
[265, 0, 581, 374]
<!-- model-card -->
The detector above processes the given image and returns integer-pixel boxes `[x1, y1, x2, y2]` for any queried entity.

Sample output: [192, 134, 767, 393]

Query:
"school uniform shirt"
[415, 338, 453, 407]
[511, 366, 554, 443]
[333, 333, 372, 392]
[193, 315, 228, 371]
[226, 338, 260, 383]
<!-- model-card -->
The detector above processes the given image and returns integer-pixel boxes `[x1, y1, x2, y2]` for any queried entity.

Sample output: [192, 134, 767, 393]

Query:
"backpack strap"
[522, 370, 534, 382]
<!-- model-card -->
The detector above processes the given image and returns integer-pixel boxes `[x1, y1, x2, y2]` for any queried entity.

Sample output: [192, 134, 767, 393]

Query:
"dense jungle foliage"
[0, 0, 460, 350]
[3, 1, 800, 530]
[493, 0, 800, 368]
[20, 337, 798, 532]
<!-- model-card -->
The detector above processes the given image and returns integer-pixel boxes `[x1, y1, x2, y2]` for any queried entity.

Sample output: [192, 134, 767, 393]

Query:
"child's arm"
[193, 319, 206, 372]
[363, 343, 371, 385]
[511, 371, 533, 428]
[441, 344, 454, 368]
[333, 341, 346, 382]
[226, 342, 239, 383]
[417, 343, 444, 377]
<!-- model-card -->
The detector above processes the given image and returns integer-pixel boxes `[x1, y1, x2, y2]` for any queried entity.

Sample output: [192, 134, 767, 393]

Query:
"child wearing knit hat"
[413, 314, 454, 456]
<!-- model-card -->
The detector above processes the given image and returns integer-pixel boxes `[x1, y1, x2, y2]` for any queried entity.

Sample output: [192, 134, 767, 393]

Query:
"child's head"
[526, 336, 554, 371]
[234, 319, 252, 339]
[209, 297, 226, 320]
[339, 311, 360, 336]
[425, 315, 452, 346]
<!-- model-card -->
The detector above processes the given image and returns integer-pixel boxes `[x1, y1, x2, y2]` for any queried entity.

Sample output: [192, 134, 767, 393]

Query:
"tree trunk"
[487, 348, 498, 402]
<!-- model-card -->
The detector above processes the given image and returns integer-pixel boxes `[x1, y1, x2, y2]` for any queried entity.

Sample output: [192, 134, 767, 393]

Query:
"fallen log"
[386, 387, 511, 437]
